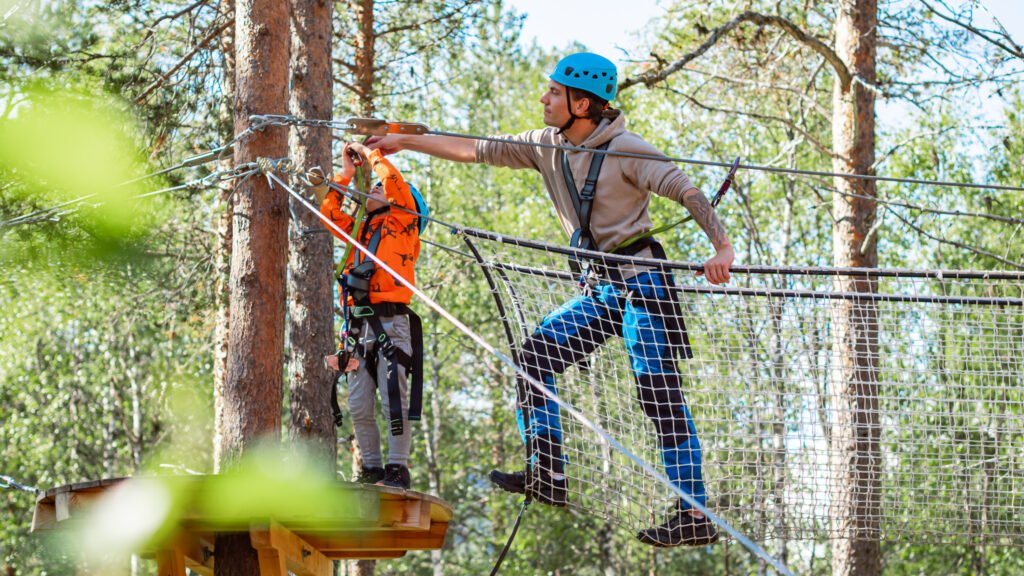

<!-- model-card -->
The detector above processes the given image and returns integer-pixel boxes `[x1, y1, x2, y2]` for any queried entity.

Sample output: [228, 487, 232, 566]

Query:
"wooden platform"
[31, 476, 453, 576]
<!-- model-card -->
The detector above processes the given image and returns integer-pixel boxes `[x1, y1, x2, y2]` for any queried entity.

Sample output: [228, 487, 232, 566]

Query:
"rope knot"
[256, 157, 276, 175]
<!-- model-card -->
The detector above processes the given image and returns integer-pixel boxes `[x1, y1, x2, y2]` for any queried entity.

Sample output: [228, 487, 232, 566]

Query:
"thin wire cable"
[0, 475, 42, 496]
[268, 170, 796, 576]
[1, 165, 258, 230]
[249, 115, 1024, 193]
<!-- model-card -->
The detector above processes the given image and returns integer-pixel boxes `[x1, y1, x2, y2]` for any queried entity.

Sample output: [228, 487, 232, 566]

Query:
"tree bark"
[353, 0, 376, 116]
[215, 0, 289, 571]
[829, 1, 881, 574]
[287, 0, 337, 468]
[213, 0, 236, 474]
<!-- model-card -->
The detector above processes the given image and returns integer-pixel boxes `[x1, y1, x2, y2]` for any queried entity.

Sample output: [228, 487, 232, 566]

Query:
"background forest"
[1, 0, 1022, 575]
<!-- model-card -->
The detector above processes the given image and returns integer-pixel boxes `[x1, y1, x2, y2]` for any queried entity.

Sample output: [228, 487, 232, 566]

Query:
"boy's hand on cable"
[339, 143, 358, 180]
[347, 142, 372, 159]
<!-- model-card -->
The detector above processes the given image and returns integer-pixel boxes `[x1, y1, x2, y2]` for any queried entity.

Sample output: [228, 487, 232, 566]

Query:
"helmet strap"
[557, 92, 580, 134]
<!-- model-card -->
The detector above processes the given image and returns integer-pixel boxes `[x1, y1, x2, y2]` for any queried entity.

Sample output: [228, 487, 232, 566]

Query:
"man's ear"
[572, 95, 591, 117]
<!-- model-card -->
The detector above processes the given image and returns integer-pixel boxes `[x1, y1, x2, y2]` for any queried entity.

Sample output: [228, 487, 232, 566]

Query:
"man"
[368, 52, 733, 547]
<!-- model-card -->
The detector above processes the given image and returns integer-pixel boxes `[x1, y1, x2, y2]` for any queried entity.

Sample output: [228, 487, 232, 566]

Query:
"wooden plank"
[306, 521, 448, 554]
[327, 550, 406, 560]
[250, 521, 331, 576]
[155, 549, 187, 576]
[256, 549, 288, 576]
[54, 490, 101, 522]
[429, 499, 454, 523]
[177, 533, 215, 576]
[377, 496, 430, 530]
[31, 501, 57, 532]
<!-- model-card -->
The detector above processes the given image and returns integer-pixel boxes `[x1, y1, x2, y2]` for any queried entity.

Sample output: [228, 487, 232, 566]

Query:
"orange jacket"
[319, 150, 420, 305]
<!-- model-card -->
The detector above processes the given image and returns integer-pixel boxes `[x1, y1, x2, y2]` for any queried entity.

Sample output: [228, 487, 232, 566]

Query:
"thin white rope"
[267, 170, 796, 575]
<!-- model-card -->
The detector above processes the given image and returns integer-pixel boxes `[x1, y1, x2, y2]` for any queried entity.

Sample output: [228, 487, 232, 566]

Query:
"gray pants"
[347, 314, 412, 468]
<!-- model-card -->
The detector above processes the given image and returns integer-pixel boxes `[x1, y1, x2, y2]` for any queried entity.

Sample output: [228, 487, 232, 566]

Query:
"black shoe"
[376, 464, 411, 490]
[355, 466, 386, 484]
[526, 469, 568, 508]
[489, 469, 526, 494]
[489, 468, 567, 507]
[636, 502, 719, 547]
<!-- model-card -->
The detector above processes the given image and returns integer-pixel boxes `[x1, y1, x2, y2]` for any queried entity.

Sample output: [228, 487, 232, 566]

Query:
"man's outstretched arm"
[681, 188, 734, 285]
[367, 134, 477, 163]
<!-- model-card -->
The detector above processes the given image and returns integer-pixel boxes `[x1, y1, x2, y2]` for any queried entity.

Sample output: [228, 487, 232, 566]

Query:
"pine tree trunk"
[829, 0, 881, 574]
[212, 0, 236, 474]
[353, 0, 376, 116]
[286, 0, 337, 467]
[215, 0, 290, 571]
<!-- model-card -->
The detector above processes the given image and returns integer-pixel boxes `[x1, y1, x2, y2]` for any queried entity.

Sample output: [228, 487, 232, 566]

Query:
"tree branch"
[619, 10, 852, 94]
[922, 0, 1024, 62]
[135, 17, 234, 104]
[883, 204, 1024, 269]
[665, 86, 837, 158]
[373, 0, 481, 39]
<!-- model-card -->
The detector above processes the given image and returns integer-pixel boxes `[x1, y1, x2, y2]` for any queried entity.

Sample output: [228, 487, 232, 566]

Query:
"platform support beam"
[250, 520, 332, 576]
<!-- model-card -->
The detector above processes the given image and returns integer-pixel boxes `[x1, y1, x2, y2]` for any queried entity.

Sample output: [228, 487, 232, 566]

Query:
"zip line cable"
[265, 169, 796, 576]
[248, 115, 1024, 193]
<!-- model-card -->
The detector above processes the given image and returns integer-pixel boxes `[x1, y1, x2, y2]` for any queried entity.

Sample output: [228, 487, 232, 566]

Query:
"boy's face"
[366, 183, 386, 211]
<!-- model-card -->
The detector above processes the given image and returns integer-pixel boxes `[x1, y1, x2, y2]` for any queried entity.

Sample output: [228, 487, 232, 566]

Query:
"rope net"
[458, 228, 1024, 546]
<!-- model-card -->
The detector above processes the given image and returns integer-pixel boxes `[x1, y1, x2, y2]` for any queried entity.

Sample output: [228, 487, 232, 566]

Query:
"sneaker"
[489, 468, 567, 507]
[636, 502, 719, 547]
[355, 466, 386, 484]
[489, 469, 526, 495]
[526, 472, 568, 508]
[376, 464, 411, 490]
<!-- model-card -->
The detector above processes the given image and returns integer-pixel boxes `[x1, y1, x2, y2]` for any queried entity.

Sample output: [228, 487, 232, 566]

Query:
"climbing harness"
[561, 141, 610, 274]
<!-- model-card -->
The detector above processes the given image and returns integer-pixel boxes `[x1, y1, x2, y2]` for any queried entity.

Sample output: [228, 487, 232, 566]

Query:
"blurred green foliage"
[1, 0, 1023, 575]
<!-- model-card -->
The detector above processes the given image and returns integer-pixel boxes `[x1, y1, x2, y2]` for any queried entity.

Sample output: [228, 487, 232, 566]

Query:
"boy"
[321, 142, 424, 490]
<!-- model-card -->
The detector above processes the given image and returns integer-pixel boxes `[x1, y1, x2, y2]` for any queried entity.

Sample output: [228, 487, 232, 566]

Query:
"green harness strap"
[336, 162, 368, 280]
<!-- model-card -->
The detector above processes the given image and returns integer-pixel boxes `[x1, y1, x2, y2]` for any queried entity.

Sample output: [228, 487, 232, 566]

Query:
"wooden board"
[30, 476, 453, 572]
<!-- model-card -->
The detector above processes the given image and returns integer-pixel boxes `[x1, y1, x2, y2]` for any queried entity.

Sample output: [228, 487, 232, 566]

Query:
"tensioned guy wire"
[248, 114, 1024, 193]
[266, 169, 796, 576]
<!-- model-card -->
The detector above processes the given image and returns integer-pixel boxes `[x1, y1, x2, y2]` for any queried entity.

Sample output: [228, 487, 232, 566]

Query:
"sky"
[504, 0, 1024, 69]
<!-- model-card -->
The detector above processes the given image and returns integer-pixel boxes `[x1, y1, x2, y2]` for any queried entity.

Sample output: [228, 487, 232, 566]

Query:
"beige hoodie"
[475, 110, 697, 253]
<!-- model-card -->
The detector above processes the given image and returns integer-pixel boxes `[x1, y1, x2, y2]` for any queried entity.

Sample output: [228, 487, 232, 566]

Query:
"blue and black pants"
[515, 267, 707, 510]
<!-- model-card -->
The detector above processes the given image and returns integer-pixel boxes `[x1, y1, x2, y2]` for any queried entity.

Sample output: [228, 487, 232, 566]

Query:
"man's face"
[540, 80, 569, 128]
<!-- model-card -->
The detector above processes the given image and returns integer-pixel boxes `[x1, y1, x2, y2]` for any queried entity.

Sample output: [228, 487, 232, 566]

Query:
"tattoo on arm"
[682, 189, 730, 249]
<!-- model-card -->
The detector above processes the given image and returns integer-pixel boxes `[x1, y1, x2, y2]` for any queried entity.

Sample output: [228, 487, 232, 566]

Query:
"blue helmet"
[549, 52, 617, 101]
[408, 183, 430, 235]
